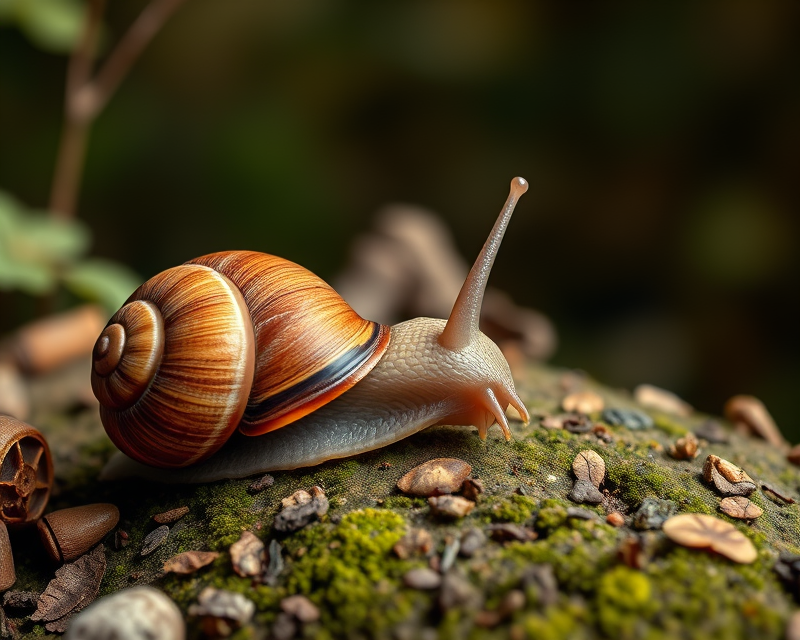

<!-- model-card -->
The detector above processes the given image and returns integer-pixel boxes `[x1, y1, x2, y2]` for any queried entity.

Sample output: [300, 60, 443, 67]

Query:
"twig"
[48, 0, 187, 219]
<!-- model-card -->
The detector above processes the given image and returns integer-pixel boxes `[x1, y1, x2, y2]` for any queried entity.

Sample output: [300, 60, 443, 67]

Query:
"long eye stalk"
[438, 177, 528, 351]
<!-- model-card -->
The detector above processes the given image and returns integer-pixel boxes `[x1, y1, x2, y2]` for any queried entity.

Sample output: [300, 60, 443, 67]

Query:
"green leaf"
[0, 254, 55, 294]
[12, 210, 91, 264]
[15, 0, 85, 53]
[62, 258, 142, 311]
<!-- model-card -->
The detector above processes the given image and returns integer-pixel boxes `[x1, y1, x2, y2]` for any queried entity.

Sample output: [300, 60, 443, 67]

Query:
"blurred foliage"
[0, 0, 85, 52]
[0, 0, 797, 434]
[0, 190, 141, 310]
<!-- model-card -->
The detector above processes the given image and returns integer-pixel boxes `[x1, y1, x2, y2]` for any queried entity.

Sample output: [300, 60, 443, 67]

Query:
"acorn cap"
[37, 503, 120, 563]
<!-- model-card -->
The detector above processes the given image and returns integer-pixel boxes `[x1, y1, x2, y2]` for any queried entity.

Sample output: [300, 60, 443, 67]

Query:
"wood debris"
[153, 506, 189, 524]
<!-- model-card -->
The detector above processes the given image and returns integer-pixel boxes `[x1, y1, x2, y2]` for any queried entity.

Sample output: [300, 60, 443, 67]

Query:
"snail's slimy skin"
[100, 318, 528, 483]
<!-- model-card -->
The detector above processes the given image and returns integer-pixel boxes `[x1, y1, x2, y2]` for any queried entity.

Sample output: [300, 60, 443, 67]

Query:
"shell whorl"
[91, 265, 256, 468]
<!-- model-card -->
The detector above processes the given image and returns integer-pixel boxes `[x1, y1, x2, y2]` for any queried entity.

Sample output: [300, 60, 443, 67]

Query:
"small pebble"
[281, 490, 312, 509]
[601, 408, 654, 430]
[487, 524, 537, 543]
[428, 495, 475, 518]
[632, 497, 677, 530]
[569, 479, 603, 505]
[274, 487, 328, 533]
[403, 568, 442, 590]
[188, 587, 255, 628]
[247, 474, 275, 494]
[271, 612, 297, 640]
[459, 528, 487, 557]
[634, 384, 692, 417]
[439, 570, 482, 611]
[141, 526, 169, 556]
[153, 507, 189, 524]
[162, 551, 219, 575]
[230, 531, 265, 578]
[546, 474, 558, 483]
[397, 458, 472, 496]
[563, 414, 593, 434]
[566, 507, 596, 521]
[694, 419, 729, 444]
[561, 390, 604, 415]
[393, 528, 433, 559]
[606, 512, 625, 527]
[280, 594, 320, 623]
[719, 496, 763, 520]
[521, 565, 558, 607]
[64, 586, 184, 640]
[264, 539, 284, 586]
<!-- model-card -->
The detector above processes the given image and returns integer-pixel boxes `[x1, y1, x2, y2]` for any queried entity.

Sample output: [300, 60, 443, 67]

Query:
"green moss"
[381, 495, 426, 510]
[489, 494, 538, 523]
[521, 602, 592, 640]
[281, 509, 425, 637]
[197, 484, 258, 549]
[653, 414, 689, 437]
[534, 499, 569, 533]
[596, 567, 657, 638]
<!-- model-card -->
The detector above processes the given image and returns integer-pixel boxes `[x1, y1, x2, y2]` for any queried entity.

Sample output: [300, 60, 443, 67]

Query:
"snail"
[97, 178, 531, 483]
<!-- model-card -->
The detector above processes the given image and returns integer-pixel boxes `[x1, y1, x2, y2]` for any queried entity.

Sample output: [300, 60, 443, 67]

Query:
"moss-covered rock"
[5, 363, 800, 638]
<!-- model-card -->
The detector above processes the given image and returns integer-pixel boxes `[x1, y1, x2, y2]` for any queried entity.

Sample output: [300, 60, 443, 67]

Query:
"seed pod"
[37, 504, 120, 563]
[0, 521, 15, 591]
[0, 415, 53, 527]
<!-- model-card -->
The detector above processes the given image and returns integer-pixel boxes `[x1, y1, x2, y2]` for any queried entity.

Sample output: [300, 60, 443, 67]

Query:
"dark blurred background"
[1, 1, 798, 434]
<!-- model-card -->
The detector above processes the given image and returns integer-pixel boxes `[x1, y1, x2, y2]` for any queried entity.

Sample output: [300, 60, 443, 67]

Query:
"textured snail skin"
[100, 317, 527, 483]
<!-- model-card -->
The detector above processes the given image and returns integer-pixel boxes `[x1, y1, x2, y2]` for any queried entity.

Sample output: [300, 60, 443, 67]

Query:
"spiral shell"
[92, 251, 390, 468]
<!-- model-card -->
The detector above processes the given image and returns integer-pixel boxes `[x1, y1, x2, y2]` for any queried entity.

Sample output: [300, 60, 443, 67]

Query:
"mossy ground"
[6, 364, 800, 638]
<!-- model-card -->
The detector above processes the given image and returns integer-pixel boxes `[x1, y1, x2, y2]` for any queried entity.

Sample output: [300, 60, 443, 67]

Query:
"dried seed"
[397, 458, 472, 497]
[393, 528, 433, 559]
[247, 474, 275, 493]
[230, 531, 265, 578]
[724, 395, 787, 449]
[141, 526, 169, 556]
[719, 496, 762, 520]
[403, 568, 442, 590]
[0, 521, 15, 591]
[632, 498, 677, 530]
[662, 513, 757, 564]
[561, 391, 604, 414]
[634, 384, 693, 417]
[280, 594, 320, 623]
[163, 551, 219, 575]
[63, 586, 184, 640]
[601, 408, 654, 430]
[461, 477, 484, 502]
[273, 488, 328, 533]
[569, 479, 603, 505]
[428, 495, 474, 518]
[606, 512, 625, 527]
[38, 504, 120, 563]
[572, 450, 605, 488]
[153, 506, 189, 524]
[668, 433, 699, 460]
[459, 528, 487, 557]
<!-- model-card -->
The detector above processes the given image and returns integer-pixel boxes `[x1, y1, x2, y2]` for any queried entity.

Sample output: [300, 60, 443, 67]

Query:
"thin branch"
[48, 0, 187, 219]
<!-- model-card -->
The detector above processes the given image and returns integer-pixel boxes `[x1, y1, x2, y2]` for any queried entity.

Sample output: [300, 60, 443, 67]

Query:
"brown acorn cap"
[37, 503, 120, 563]
[0, 521, 15, 591]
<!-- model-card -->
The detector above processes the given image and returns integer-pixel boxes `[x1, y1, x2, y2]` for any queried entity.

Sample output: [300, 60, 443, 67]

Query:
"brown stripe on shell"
[188, 251, 390, 436]
[96, 265, 256, 468]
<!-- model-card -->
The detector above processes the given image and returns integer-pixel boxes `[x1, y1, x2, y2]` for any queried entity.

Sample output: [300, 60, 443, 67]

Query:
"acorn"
[37, 504, 120, 563]
[0, 521, 15, 591]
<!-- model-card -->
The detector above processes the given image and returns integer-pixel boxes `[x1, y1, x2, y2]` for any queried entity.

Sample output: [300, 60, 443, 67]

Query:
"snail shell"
[91, 252, 390, 468]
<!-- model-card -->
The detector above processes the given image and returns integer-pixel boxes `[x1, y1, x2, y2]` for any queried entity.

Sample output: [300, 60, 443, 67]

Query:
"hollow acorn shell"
[0, 415, 53, 526]
[91, 251, 390, 468]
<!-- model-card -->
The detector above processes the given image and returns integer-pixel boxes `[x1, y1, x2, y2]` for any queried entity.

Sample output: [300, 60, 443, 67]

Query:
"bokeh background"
[1, 1, 798, 434]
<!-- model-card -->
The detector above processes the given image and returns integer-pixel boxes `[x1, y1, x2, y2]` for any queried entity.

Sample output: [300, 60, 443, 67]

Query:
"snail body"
[97, 178, 531, 482]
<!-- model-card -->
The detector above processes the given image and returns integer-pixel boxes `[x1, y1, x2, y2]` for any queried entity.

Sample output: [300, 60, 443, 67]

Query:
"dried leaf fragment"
[572, 450, 605, 488]
[153, 506, 189, 524]
[396, 458, 472, 496]
[719, 497, 762, 520]
[702, 455, 756, 496]
[561, 391, 604, 415]
[141, 525, 169, 556]
[662, 513, 757, 564]
[163, 551, 220, 575]
[31, 545, 106, 631]
[634, 384, 693, 417]
[230, 531, 265, 578]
